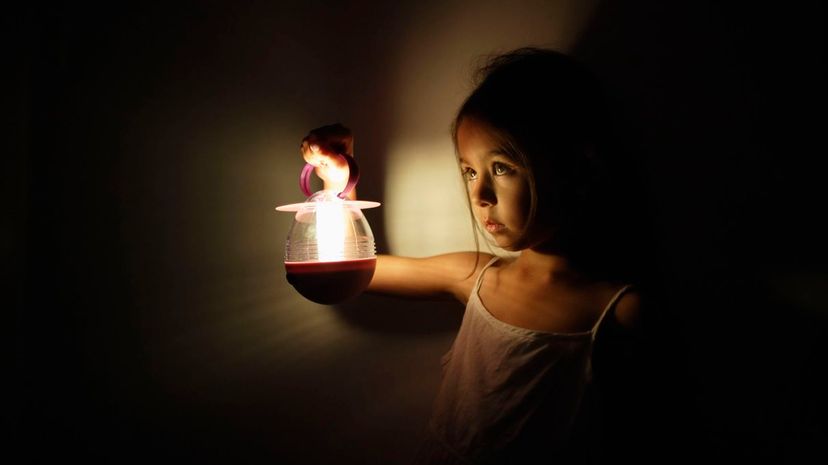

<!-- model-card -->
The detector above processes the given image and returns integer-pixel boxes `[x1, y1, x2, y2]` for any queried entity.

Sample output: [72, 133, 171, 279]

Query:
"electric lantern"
[276, 156, 380, 304]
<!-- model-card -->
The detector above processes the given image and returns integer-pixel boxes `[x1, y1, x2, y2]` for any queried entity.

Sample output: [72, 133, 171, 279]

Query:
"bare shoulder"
[427, 252, 496, 302]
[613, 287, 643, 330]
[425, 251, 495, 269]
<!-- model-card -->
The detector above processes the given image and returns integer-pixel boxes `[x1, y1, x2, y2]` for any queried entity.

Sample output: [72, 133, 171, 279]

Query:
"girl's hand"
[300, 123, 354, 195]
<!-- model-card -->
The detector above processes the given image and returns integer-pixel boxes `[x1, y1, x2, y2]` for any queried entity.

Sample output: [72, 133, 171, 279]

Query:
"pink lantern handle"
[299, 154, 360, 199]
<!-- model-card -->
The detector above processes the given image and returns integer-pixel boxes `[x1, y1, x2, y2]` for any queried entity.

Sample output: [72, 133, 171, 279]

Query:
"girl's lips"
[484, 220, 505, 233]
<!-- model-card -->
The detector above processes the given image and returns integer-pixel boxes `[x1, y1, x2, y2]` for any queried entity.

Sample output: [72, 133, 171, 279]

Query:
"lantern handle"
[300, 154, 359, 200]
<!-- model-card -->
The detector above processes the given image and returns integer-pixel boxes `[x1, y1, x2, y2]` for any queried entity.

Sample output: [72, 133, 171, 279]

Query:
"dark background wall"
[11, 1, 826, 463]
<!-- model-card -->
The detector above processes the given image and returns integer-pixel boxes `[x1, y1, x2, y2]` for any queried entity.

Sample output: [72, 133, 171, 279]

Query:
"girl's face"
[456, 119, 532, 251]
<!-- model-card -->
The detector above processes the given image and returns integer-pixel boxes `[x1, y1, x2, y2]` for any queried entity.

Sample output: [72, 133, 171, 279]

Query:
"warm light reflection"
[315, 200, 348, 261]
[384, 139, 512, 257]
[384, 140, 474, 255]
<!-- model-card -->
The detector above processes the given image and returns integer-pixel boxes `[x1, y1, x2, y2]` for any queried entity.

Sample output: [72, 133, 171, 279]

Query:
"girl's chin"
[491, 236, 522, 251]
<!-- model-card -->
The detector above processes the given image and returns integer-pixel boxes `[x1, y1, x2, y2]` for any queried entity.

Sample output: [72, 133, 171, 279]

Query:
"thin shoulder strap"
[590, 284, 634, 339]
[473, 256, 501, 293]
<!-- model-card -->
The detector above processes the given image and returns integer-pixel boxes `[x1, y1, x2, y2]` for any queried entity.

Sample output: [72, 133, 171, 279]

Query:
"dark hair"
[454, 48, 646, 282]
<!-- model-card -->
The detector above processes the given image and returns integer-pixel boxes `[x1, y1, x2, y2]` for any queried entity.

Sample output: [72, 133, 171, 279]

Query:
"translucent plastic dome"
[279, 190, 378, 262]
[276, 189, 380, 304]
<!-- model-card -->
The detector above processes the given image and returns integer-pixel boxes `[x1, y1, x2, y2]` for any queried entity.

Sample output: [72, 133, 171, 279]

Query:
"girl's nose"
[471, 176, 497, 207]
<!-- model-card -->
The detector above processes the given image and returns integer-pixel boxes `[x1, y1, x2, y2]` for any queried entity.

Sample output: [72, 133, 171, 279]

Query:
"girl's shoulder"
[611, 286, 642, 331]
[396, 251, 497, 303]
[428, 251, 497, 272]
[582, 279, 643, 333]
[447, 252, 498, 302]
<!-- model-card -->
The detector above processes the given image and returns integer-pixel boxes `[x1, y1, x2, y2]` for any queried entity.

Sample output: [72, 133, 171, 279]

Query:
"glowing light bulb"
[315, 199, 347, 262]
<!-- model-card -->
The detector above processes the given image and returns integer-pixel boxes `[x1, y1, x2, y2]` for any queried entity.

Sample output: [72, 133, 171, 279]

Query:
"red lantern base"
[285, 258, 376, 305]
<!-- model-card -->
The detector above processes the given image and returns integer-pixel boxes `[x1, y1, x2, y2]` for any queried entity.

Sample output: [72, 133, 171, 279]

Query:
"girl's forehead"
[456, 119, 517, 163]
[457, 120, 500, 152]
[457, 118, 495, 139]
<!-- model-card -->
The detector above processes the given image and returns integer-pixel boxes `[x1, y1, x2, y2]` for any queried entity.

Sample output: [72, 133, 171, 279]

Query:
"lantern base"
[285, 258, 376, 305]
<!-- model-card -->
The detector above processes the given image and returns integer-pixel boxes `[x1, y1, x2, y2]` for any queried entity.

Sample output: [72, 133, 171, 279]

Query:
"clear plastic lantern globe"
[276, 157, 380, 305]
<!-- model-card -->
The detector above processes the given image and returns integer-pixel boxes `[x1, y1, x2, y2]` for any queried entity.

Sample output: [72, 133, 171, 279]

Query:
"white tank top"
[417, 257, 632, 464]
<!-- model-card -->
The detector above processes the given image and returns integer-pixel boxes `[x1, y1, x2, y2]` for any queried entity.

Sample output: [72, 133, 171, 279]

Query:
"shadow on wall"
[335, 293, 465, 334]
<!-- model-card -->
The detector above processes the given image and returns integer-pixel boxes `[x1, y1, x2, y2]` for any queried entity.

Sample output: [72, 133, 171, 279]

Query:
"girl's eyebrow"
[458, 150, 508, 164]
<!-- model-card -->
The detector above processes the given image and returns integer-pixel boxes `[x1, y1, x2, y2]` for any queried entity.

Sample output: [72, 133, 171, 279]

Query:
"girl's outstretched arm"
[369, 253, 493, 304]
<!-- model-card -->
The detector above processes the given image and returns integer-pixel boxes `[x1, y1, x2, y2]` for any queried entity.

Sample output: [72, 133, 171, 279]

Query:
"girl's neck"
[512, 248, 586, 284]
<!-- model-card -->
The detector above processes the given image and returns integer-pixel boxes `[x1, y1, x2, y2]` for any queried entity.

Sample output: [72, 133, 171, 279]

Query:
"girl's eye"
[462, 167, 477, 181]
[493, 162, 514, 176]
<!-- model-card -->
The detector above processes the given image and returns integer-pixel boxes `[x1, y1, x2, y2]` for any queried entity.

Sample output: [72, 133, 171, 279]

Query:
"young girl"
[301, 48, 646, 464]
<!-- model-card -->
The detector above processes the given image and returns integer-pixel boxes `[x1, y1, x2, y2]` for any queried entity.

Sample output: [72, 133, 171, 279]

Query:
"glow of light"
[384, 139, 480, 256]
[315, 200, 347, 261]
